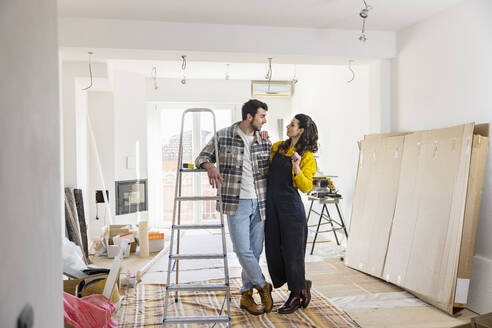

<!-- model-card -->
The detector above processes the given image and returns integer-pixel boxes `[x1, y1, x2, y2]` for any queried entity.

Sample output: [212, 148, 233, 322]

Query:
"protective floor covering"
[136, 229, 341, 284]
[115, 277, 359, 327]
[330, 291, 429, 310]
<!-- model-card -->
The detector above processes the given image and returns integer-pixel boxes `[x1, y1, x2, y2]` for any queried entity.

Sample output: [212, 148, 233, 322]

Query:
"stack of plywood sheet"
[345, 123, 489, 314]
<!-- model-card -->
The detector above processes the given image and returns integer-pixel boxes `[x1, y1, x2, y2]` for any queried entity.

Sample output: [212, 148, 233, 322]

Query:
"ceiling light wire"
[265, 57, 273, 93]
[291, 64, 298, 85]
[347, 60, 355, 83]
[265, 58, 273, 81]
[82, 52, 94, 91]
[358, 0, 372, 42]
[225, 63, 230, 80]
[152, 66, 158, 90]
[181, 55, 187, 85]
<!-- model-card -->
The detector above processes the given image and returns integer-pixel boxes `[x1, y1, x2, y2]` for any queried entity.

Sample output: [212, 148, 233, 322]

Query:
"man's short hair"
[242, 99, 268, 120]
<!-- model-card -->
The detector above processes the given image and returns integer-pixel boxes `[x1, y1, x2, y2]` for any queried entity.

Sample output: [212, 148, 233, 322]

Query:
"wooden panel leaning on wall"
[345, 122, 489, 314]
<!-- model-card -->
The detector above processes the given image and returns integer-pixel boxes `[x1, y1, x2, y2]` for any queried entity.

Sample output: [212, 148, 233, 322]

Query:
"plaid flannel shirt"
[195, 122, 272, 220]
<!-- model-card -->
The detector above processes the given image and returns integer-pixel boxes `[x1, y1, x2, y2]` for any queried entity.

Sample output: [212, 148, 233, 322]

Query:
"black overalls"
[265, 151, 308, 293]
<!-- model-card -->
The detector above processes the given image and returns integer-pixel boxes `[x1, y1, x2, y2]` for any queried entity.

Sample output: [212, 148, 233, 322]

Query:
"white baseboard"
[467, 255, 492, 314]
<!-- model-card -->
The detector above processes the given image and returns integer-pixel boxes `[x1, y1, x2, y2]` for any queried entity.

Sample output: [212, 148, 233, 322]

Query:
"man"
[195, 99, 273, 315]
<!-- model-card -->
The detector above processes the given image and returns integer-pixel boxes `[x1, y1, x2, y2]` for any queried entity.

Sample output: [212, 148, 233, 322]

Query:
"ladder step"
[167, 283, 228, 291]
[170, 253, 225, 260]
[164, 315, 230, 324]
[176, 196, 220, 201]
[179, 168, 207, 172]
[173, 224, 223, 230]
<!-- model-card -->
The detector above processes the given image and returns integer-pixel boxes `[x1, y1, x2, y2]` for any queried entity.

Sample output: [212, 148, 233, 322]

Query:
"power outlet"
[17, 303, 34, 328]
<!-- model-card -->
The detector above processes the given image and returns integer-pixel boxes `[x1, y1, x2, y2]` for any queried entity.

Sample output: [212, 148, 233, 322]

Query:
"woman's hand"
[260, 130, 269, 140]
[291, 151, 301, 175]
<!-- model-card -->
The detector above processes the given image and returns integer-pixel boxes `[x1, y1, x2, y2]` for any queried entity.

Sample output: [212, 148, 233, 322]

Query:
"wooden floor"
[304, 258, 476, 328]
[92, 242, 477, 328]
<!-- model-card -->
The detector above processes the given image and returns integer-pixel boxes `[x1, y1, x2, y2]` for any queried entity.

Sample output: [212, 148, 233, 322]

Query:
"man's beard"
[249, 121, 261, 132]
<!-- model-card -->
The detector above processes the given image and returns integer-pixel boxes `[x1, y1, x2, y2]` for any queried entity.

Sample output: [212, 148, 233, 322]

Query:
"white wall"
[113, 70, 148, 224]
[62, 62, 108, 188]
[62, 61, 112, 240]
[88, 91, 115, 238]
[391, 0, 492, 313]
[369, 60, 392, 134]
[146, 78, 292, 127]
[257, 97, 292, 141]
[0, 0, 62, 327]
[292, 65, 371, 235]
[148, 78, 249, 104]
[147, 105, 164, 228]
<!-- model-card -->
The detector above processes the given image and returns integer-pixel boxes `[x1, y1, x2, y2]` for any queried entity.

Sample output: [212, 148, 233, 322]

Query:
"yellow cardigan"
[270, 141, 317, 193]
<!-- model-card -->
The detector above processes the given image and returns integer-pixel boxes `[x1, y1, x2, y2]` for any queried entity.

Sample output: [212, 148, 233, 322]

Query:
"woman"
[265, 113, 318, 314]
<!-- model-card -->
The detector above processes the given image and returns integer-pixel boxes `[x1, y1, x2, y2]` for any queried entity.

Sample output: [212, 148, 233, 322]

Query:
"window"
[199, 110, 232, 221]
[160, 107, 233, 224]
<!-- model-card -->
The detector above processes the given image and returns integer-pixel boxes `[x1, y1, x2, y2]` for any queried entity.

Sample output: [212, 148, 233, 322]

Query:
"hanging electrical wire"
[225, 63, 230, 80]
[291, 64, 298, 85]
[82, 52, 94, 90]
[359, 19, 367, 42]
[347, 60, 355, 83]
[152, 66, 158, 90]
[180, 55, 187, 85]
[359, 0, 372, 42]
[265, 57, 273, 81]
[265, 57, 273, 93]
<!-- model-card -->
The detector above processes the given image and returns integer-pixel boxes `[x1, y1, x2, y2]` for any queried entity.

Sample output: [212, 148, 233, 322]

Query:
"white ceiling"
[58, 0, 464, 31]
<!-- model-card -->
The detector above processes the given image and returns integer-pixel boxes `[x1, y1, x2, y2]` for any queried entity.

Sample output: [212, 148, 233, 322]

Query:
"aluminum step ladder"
[163, 108, 232, 327]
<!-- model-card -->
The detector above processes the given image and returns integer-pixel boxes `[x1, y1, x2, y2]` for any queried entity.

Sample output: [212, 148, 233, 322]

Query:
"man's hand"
[202, 162, 224, 188]
[260, 130, 269, 140]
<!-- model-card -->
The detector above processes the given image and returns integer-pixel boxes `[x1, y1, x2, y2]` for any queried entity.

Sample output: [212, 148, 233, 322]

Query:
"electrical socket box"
[17, 303, 34, 328]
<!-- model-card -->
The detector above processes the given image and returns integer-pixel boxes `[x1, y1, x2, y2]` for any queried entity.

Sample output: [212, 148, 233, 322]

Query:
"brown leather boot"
[300, 280, 312, 308]
[277, 291, 302, 314]
[240, 290, 264, 315]
[255, 282, 273, 313]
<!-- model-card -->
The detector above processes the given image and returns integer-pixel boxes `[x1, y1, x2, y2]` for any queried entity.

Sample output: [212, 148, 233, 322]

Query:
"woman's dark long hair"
[279, 114, 318, 155]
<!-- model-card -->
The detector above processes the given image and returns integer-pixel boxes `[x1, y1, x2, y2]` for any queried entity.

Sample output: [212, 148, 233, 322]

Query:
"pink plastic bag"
[64, 292, 118, 328]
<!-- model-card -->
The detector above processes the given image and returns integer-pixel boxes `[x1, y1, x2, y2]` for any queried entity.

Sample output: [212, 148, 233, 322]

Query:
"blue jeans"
[227, 199, 266, 293]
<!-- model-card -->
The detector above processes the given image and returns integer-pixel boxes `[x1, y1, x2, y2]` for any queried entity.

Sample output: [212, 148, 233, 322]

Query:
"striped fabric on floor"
[115, 277, 359, 327]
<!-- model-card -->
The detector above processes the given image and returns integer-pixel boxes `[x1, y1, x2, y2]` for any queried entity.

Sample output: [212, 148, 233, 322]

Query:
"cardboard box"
[63, 273, 109, 296]
[345, 123, 489, 314]
[148, 232, 164, 253]
[63, 278, 82, 296]
[107, 244, 130, 258]
[149, 239, 164, 253]
[108, 224, 137, 253]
